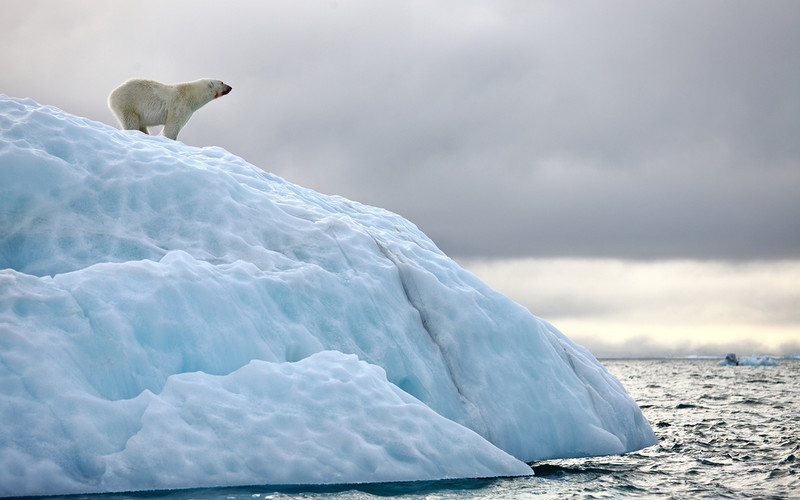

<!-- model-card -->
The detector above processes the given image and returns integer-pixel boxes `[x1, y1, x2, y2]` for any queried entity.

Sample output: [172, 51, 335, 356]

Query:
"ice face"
[0, 95, 657, 496]
[0, 345, 532, 493]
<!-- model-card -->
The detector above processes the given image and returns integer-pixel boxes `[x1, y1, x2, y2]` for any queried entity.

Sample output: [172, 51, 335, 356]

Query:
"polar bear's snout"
[217, 84, 232, 98]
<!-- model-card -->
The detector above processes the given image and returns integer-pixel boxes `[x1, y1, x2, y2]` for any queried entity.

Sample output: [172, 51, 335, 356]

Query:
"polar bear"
[108, 78, 232, 140]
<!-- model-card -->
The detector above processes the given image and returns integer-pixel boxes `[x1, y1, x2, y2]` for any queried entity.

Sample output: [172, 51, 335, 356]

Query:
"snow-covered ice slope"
[0, 96, 656, 496]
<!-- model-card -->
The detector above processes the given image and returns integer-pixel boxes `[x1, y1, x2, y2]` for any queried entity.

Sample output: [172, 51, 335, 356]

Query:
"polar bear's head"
[208, 79, 233, 99]
[202, 79, 233, 99]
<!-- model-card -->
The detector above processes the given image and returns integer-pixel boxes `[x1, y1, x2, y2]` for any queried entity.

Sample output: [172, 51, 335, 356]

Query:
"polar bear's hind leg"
[114, 107, 148, 134]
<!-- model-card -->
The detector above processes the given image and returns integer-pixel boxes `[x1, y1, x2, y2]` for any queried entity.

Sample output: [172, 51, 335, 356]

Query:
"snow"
[0, 95, 657, 497]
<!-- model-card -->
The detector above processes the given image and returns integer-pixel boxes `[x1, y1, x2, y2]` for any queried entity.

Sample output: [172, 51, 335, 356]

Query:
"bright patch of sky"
[460, 258, 800, 357]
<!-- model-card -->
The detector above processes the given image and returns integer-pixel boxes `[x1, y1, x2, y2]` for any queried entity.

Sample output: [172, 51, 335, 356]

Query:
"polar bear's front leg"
[162, 110, 191, 140]
[161, 122, 181, 140]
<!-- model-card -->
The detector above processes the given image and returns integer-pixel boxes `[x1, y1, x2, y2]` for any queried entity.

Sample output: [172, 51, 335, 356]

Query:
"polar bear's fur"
[108, 78, 232, 140]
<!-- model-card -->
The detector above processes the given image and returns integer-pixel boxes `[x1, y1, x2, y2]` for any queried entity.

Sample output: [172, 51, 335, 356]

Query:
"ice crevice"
[368, 232, 492, 441]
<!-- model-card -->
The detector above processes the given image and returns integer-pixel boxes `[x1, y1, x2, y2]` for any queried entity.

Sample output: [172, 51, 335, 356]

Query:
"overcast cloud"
[2, 0, 798, 260]
[2, 1, 798, 355]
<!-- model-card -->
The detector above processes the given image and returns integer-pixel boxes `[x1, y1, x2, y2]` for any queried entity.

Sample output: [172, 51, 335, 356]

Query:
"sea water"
[40, 358, 799, 500]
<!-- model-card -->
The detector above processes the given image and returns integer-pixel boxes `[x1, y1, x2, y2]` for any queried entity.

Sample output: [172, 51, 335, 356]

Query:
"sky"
[2, 0, 798, 357]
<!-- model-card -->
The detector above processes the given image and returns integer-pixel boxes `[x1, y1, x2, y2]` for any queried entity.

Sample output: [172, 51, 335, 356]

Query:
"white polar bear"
[108, 78, 232, 140]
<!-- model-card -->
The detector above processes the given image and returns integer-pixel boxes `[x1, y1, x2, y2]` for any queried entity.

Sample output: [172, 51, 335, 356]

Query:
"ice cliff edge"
[0, 95, 656, 496]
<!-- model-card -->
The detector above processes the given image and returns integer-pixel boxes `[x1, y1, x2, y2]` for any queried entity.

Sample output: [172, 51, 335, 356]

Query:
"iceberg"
[740, 355, 779, 366]
[718, 353, 780, 366]
[0, 95, 656, 497]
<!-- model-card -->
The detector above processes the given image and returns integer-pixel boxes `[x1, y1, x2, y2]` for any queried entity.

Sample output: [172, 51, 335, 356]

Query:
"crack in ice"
[368, 232, 492, 441]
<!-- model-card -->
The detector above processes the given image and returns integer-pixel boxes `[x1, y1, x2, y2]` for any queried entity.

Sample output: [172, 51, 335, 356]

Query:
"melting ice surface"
[0, 96, 657, 497]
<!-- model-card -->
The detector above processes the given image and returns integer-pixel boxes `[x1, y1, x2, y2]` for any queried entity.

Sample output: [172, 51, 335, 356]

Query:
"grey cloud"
[2, 1, 798, 260]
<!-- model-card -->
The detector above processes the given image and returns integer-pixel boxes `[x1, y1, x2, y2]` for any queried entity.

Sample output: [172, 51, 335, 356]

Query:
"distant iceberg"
[738, 355, 780, 366]
[0, 96, 656, 497]
[718, 353, 779, 366]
